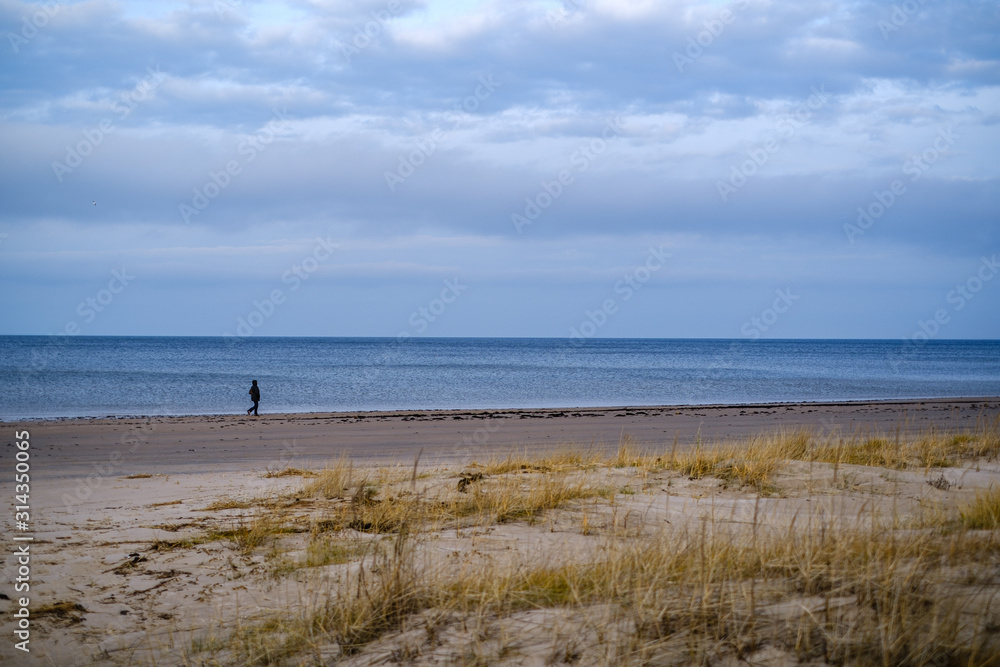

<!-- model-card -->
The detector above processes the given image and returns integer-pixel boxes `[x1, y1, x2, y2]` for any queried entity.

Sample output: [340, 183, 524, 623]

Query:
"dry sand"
[2, 398, 999, 665]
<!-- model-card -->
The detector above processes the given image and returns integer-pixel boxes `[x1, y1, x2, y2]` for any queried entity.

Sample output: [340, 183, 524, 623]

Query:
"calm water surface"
[1, 337, 998, 419]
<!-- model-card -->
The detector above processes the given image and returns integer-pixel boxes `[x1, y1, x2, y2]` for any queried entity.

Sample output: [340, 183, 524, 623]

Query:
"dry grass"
[448, 526, 1000, 664]
[200, 497, 267, 512]
[209, 511, 286, 556]
[33, 601, 87, 625]
[178, 420, 1000, 665]
[150, 536, 207, 552]
[302, 535, 369, 568]
[607, 418, 1000, 494]
[147, 499, 183, 507]
[608, 429, 812, 494]
[444, 471, 613, 525]
[471, 447, 606, 475]
[221, 515, 1000, 664]
[302, 455, 353, 499]
[262, 467, 317, 479]
[312, 531, 433, 655]
[812, 418, 1000, 470]
[961, 485, 1000, 529]
[304, 468, 612, 534]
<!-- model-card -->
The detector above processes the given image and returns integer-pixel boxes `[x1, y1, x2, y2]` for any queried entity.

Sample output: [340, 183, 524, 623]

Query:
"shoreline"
[8, 394, 1000, 423]
[12, 397, 1000, 480]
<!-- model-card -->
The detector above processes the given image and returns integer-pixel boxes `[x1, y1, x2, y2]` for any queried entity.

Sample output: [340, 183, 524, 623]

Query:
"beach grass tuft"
[262, 467, 317, 478]
[172, 419, 1000, 664]
[302, 454, 353, 499]
[960, 485, 1000, 529]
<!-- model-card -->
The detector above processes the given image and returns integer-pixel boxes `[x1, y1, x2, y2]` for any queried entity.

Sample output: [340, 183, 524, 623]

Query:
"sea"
[1, 336, 999, 420]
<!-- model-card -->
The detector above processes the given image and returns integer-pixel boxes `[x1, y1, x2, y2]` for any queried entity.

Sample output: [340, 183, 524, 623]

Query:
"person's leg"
[253, 401, 259, 416]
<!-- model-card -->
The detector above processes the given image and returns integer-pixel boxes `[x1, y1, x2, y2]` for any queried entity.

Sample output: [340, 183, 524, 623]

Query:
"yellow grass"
[200, 496, 275, 511]
[302, 454, 353, 499]
[961, 485, 1000, 529]
[209, 511, 285, 556]
[813, 418, 1000, 470]
[176, 419, 1000, 665]
[608, 429, 811, 494]
[470, 447, 606, 475]
[221, 516, 1000, 664]
[262, 467, 317, 478]
[304, 469, 613, 534]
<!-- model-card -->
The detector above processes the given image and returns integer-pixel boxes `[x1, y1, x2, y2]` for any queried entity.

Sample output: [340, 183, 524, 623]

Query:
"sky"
[0, 0, 998, 340]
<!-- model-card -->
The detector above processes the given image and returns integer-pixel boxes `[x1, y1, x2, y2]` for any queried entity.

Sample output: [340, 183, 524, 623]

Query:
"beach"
[4, 397, 1000, 665]
[16, 397, 1000, 478]
[7, 0, 998, 662]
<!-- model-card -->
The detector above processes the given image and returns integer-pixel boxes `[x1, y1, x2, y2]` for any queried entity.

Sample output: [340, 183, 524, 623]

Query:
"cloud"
[1, 0, 999, 336]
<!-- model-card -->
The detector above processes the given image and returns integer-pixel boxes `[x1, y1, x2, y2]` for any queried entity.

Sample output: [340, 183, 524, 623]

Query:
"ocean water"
[1, 336, 999, 420]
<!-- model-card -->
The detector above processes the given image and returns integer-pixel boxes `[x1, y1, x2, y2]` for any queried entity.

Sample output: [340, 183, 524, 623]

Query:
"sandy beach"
[4, 398, 1000, 665]
[15, 397, 1000, 479]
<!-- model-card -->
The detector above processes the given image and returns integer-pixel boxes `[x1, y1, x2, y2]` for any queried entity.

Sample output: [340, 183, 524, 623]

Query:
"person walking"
[247, 380, 260, 416]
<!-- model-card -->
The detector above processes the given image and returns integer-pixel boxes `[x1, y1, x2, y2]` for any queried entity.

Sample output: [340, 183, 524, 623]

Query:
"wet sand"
[11, 397, 1000, 480]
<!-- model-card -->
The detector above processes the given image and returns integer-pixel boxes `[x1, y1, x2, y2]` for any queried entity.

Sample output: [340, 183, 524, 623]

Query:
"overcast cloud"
[1, 0, 998, 339]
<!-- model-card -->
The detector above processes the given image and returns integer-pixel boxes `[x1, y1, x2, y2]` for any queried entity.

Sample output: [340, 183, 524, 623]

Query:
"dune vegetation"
[145, 419, 1000, 664]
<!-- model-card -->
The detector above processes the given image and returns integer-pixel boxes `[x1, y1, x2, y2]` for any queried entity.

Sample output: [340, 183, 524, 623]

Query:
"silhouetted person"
[247, 380, 260, 416]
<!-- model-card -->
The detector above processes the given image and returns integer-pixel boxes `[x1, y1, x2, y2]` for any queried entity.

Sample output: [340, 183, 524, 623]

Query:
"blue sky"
[1, 0, 998, 339]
